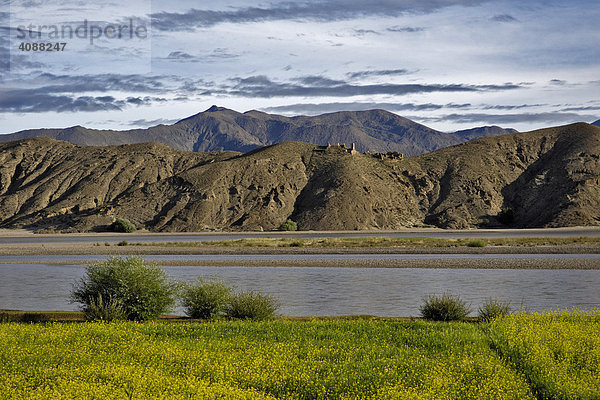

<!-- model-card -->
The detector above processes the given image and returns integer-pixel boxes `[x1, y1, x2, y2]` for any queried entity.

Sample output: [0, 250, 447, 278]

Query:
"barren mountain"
[0, 107, 515, 156]
[0, 123, 598, 232]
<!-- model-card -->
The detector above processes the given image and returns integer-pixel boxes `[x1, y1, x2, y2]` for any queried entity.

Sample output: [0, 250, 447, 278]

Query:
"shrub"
[180, 278, 232, 320]
[420, 293, 471, 321]
[111, 218, 137, 233]
[84, 294, 127, 322]
[278, 219, 298, 231]
[117, 240, 129, 246]
[466, 239, 487, 247]
[225, 290, 279, 321]
[71, 256, 176, 321]
[478, 298, 511, 321]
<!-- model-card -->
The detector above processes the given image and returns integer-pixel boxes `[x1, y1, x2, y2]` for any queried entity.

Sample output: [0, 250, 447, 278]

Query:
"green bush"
[420, 293, 471, 321]
[278, 219, 298, 231]
[225, 290, 279, 321]
[180, 278, 232, 320]
[71, 256, 176, 321]
[84, 294, 127, 322]
[478, 298, 511, 321]
[466, 239, 487, 247]
[111, 218, 137, 233]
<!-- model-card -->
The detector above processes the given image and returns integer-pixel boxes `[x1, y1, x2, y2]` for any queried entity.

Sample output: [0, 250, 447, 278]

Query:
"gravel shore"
[1, 244, 599, 269]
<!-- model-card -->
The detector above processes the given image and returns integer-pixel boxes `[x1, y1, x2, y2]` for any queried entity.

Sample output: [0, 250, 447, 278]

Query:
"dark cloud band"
[151, 0, 486, 31]
[209, 75, 522, 98]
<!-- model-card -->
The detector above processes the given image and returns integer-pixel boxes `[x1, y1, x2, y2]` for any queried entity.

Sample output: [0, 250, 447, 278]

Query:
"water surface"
[1, 264, 598, 316]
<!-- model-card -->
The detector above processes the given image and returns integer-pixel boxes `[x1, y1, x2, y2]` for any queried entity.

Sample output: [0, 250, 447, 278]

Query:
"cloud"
[387, 26, 425, 33]
[482, 104, 546, 110]
[151, 0, 486, 31]
[490, 14, 517, 22]
[166, 51, 197, 60]
[293, 75, 347, 86]
[549, 79, 567, 86]
[0, 91, 123, 113]
[162, 48, 239, 63]
[261, 101, 472, 115]
[424, 112, 598, 125]
[0, 85, 167, 113]
[215, 75, 523, 98]
[127, 118, 179, 127]
[560, 106, 600, 112]
[19, 73, 169, 94]
[346, 69, 413, 79]
[353, 29, 380, 36]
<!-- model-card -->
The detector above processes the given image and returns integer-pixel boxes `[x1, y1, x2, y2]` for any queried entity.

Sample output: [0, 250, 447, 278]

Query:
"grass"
[117, 236, 600, 248]
[0, 319, 534, 399]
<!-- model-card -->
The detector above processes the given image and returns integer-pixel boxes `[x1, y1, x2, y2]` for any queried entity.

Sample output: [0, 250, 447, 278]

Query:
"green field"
[1, 313, 599, 399]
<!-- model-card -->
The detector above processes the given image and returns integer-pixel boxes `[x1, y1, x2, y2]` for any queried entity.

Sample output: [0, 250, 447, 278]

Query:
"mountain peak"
[206, 105, 229, 112]
[592, 119, 600, 127]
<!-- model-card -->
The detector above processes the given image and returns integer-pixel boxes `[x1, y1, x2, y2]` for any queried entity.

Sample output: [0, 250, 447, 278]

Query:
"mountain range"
[1, 122, 599, 232]
[0, 106, 517, 156]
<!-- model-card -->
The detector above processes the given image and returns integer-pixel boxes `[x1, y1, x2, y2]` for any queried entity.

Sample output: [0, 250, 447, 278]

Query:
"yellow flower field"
[0, 320, 533, 399]
[490, 310, 600, 400]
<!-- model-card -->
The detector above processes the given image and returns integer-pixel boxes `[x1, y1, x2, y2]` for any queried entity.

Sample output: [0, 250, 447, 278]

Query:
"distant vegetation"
[466, 239, 487, 247]
[278, 219, 298, 231]
[110, 218, 137, 233]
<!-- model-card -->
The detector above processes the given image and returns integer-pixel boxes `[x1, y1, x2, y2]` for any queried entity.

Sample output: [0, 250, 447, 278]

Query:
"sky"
[0, 0, 599, 134]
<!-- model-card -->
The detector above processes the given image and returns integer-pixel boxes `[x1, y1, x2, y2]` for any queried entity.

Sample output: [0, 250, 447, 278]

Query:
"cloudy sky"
[0, 0, 599, 134]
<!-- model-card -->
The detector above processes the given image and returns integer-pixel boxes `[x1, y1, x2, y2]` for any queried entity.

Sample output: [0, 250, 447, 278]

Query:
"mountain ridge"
[0, 107, 517, 156]
[0, 122, 598, 232]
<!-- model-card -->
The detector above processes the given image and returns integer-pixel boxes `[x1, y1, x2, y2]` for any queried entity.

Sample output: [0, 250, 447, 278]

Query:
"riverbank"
[2, 229, 600, 268]
[2, 254, 600, 269]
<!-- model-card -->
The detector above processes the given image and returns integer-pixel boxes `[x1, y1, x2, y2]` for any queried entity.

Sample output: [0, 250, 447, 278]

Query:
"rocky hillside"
[0, 107, 515, 156]
[0, 123, 598, 232]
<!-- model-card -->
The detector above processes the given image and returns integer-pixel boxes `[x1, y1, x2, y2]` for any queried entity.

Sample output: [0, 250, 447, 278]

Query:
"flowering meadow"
[1, 314, 598, 399]
[490, 310, 600, 400]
